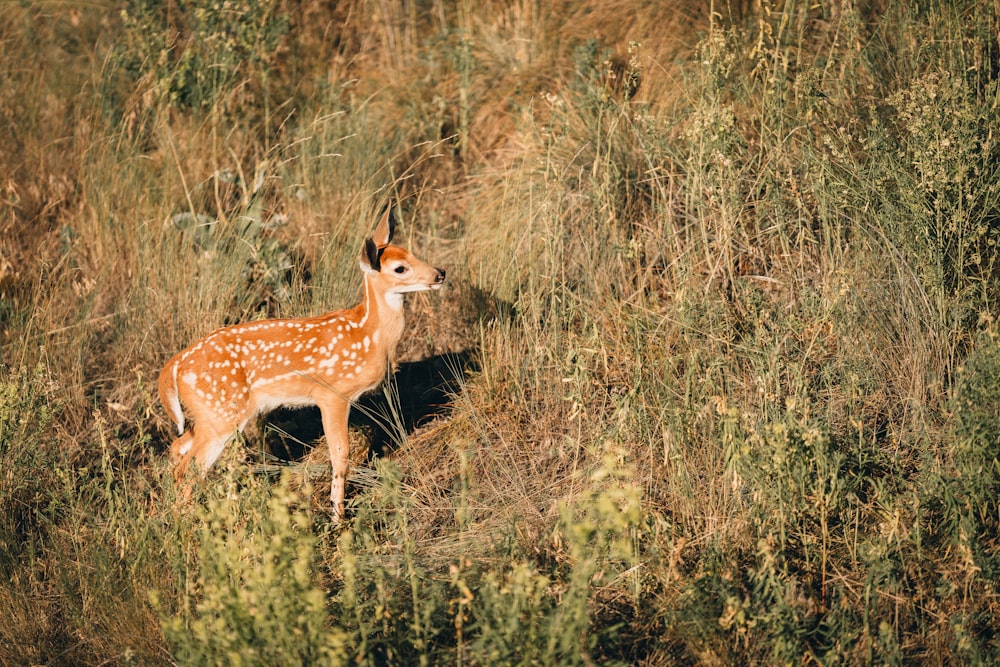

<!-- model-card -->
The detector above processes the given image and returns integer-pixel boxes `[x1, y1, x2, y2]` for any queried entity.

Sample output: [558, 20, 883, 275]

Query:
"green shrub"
[334, 459, 450, 666]
[116, 0, 289, 113]
[876, 72, 1000, 308]
[949, 333, 1000, 580]
[0, 364, 56, 572]
[157, 474, 346, 665]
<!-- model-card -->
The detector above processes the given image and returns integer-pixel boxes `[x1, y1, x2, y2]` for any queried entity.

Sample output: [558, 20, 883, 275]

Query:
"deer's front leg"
[320, 397, 352, 521]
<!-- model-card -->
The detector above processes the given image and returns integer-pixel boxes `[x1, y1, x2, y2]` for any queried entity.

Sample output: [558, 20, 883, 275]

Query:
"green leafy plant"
[157, 474, 346, 665]
[117, 0, 289, 112]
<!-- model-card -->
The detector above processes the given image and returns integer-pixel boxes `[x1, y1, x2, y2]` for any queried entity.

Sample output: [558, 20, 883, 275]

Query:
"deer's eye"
[394, 265, 408, 274]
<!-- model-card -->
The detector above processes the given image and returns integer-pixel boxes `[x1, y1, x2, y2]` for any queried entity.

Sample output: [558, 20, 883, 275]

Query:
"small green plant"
[169, 159, 297, 318]
[334, 458, 451, 666]
[878, 71, 1000, 307]
[464, 560, 555, 666]
[546, 450, 643, 664]
[117, 0, 289, 112]
[157, 474, 346, 665]
[949, 332, 1000, 579]
[0, 363, 56, 573]
[724, 407, 857, 662]
[729, 406, 850, 554]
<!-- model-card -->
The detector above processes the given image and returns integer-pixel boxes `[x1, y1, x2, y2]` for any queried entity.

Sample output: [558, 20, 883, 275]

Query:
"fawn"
[157, 208, 445, 520]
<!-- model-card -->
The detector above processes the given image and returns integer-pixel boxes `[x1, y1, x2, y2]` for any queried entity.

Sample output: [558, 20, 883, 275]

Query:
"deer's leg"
[172, 422, 233, 481]
[169, 431, 196, 479]
[319, 397, 352, 521]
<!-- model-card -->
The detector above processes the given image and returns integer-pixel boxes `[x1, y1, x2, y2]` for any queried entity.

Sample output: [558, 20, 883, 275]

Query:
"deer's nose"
[435, 268, 446, 283]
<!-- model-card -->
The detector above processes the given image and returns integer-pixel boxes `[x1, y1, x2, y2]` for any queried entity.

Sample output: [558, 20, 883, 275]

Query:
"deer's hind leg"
[169, 431, 195, 476]
[171, 421, 234, 481]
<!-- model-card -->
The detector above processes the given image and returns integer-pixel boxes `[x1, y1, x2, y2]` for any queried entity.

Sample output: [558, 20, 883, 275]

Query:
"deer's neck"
[357, 274, 405, 356]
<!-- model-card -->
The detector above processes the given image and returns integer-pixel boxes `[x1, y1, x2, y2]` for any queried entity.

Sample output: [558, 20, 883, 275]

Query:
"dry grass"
[3, 0, 1000, 664]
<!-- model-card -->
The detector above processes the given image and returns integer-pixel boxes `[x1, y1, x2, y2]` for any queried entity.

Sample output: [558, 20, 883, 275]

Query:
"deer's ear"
[372, 206, 395, 246]
[360, 237, 381, 273]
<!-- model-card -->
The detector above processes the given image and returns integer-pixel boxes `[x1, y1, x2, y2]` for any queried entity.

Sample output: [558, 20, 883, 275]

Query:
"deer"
[157, 207, 446, 520]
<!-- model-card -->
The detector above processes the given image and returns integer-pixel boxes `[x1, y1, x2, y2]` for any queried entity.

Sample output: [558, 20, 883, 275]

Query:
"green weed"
[157, 473, 347, 665]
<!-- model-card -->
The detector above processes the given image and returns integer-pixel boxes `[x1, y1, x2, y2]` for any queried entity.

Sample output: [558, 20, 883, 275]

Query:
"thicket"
[2, 0, 1000, 664]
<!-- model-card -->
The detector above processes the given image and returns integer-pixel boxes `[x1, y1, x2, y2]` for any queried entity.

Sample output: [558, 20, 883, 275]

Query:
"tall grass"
[2, 0, 1000, 664]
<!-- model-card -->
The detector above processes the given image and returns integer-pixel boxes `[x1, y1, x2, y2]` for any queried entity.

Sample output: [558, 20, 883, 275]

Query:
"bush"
[949, 334, 1000, 579]
[157, 474, 347, 665]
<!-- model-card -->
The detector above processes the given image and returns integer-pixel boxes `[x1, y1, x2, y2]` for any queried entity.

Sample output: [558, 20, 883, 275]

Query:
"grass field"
[2, 0, 1000, 664]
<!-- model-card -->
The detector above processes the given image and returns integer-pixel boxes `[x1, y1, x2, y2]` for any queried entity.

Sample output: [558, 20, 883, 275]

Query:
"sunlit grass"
[2, 0, 1000, 664]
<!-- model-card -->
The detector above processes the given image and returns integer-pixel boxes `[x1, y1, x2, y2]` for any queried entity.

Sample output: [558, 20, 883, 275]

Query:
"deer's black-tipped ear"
[361, 237, 381, 273]
[373, 206, 395, 246]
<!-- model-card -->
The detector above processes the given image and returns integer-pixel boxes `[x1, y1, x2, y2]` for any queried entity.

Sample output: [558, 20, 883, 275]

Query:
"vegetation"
[2, 0, 1000, 663]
